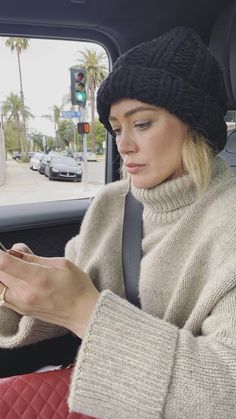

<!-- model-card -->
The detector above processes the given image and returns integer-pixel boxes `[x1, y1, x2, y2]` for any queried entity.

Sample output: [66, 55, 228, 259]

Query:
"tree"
[76, 49, 107, 152]
[3, 121, 21, 153]
[42, 105, 62, 149]
[87, 120, 106, 152]
[5, 37, 30, 147]
[29, 132, 44, 151]
[29, 132, 55, 152]
[2, 93, 33, 153]
[57, 119, 77, 149]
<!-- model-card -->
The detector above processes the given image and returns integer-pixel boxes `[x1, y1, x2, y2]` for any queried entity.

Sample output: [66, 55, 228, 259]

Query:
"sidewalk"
[0, 159, 104, 206]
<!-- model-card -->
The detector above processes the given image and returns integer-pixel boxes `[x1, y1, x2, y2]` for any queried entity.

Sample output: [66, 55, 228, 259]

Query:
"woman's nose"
[117, 130, 137, 155]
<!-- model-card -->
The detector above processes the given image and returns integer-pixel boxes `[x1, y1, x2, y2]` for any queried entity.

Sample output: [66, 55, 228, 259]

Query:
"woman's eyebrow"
[109, 105, 158, 121]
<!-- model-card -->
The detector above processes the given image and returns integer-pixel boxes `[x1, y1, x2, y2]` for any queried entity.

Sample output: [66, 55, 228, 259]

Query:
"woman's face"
[109, 99, 188, 188]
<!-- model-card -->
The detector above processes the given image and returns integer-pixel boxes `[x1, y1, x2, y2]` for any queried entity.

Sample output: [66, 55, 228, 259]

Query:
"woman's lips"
[125, 163, 145, 174]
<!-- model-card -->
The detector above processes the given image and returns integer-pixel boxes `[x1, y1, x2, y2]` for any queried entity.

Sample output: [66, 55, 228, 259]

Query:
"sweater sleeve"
[68, 288, 236, 419]
[0, 305, 68, 349]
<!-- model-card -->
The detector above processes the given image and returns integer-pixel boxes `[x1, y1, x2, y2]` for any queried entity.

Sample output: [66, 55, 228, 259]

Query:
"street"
[0, 158, 105, 205]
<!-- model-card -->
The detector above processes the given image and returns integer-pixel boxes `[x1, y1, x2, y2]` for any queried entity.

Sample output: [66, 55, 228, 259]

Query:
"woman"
[0, 27, 236, 418]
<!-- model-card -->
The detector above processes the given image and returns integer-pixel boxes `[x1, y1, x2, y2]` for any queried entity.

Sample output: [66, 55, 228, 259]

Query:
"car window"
[225, 110, 236, 132]
[225, 110, 236, 146]
[0, 37, 109, 206]
[50, 156, 79, 166]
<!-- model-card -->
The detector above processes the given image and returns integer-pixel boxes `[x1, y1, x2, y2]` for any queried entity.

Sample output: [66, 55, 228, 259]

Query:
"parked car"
[86, 152, 97, 162]
[44, 153, 63, 177]
[12, 151, 21, 160]
[73, 152, 97, 162]
[38, 153, 60, 175]
[38, 154, 48, 174]
[47, 155, 82, 182]
[12, 151, 35, 161]
[26, 151, 35, 159]
[29, 152, 44, 171]
[73, 152, 84, 162]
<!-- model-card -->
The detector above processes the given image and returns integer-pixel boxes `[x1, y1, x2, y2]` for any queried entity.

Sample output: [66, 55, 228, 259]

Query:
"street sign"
[61, 111, 81, 118]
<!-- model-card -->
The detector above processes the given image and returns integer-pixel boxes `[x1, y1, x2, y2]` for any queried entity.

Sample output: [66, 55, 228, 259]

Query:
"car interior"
[0, 0, 236, 376]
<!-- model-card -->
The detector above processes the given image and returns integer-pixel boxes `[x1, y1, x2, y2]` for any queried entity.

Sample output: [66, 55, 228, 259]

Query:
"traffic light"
[70, 68, 87, 107]
[77, 122, 90, 134]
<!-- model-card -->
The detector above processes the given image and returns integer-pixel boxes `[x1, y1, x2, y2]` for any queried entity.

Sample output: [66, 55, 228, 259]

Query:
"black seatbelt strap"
[122, 190, 143, 308]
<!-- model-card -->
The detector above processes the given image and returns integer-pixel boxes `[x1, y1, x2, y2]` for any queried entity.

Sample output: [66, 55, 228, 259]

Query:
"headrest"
[210, 2, 236, 109]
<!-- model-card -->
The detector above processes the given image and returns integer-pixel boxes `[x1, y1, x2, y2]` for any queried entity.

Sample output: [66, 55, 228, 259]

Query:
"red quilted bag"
[0, 366, 95, 419]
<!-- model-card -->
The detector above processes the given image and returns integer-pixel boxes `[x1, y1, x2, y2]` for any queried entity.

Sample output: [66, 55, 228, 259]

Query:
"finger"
[0, 252, 45, 311]
[0, 263, 25, 287]
[0, 271, 34, 316]
[0, 270, 25, 303]
[10, 251, 72, 271]
[0, 281, 6, 295]
[0, 250, 43, 283]
[9, 251, 45, 265]
[0, 283, 8, 307]
[8, 249, 24, 259]
[11, 243, 34, 254]
[0, 250, 71, 281]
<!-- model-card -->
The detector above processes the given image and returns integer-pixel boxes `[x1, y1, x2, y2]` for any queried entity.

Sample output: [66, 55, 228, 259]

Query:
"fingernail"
[8, 249, 24, 259]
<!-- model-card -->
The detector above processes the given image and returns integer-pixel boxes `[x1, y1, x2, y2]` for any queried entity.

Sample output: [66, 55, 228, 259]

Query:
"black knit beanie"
[97, 27, 228, 154]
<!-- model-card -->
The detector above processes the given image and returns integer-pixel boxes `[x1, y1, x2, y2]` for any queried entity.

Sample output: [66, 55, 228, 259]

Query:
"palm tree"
[5, 37, 30, 146]
[76, 49, 107, 152]
[2, 93, 33, 152]
[42, 105, 62, 149]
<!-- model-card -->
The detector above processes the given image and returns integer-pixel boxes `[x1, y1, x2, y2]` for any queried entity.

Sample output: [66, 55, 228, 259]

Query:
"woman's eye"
[112, 128, 121, 137]
[134, 121, 152, 130]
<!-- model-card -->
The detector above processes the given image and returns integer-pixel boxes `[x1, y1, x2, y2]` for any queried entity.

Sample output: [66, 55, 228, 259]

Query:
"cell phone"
[0, 242, 7, 252]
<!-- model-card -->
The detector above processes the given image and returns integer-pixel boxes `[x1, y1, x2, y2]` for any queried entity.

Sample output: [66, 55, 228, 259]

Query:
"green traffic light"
[70, 67, 87, 106]
[76, 91, 86, 102]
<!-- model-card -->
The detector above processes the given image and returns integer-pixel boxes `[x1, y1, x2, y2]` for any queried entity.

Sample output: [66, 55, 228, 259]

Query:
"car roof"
[0, 1, 235, 104]
[0, 0, 233, 57]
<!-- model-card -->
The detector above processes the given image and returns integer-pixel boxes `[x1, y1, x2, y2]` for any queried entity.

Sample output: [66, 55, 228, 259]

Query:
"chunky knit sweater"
[1, 157, 236, 418]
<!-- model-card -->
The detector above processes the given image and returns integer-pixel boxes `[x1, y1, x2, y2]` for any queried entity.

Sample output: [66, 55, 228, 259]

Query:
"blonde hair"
[182, 129, 214, 194]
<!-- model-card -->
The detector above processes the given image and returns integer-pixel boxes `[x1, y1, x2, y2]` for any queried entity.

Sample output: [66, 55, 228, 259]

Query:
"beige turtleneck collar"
[131, 157, 232, 224]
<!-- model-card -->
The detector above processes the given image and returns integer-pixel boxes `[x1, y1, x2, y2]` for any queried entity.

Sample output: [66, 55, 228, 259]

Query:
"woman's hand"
[10, 242, 34, 254]
[0, 250, 100, 338]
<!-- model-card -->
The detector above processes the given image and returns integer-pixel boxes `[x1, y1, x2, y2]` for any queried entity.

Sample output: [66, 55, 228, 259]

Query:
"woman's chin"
[131, 177, 161, 189]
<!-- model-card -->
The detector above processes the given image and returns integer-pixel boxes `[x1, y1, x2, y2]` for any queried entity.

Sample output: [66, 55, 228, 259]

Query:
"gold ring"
[0, 285, 7, 307]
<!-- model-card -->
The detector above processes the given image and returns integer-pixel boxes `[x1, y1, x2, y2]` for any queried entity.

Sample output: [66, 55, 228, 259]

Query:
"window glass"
[224, 111, 236, 155]
[0, 37, 109, 205]
[225, 132, 236, 153]
[225, 110, 236, 134]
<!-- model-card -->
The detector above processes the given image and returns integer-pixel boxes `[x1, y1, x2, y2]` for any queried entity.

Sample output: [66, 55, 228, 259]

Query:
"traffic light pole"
[70, 67, 89, 191]
[81, 108, 88, 191]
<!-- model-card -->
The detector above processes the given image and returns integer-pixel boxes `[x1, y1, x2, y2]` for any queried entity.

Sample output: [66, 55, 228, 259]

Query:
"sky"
[0, 37, 108, 137]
